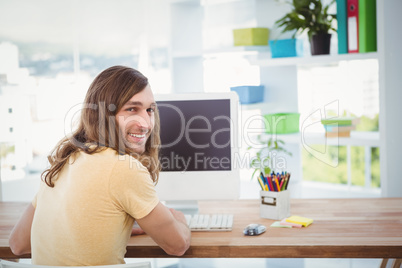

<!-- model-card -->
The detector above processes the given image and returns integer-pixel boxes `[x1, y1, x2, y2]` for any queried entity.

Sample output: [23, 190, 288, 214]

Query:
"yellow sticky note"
[286, 215, 313, 227]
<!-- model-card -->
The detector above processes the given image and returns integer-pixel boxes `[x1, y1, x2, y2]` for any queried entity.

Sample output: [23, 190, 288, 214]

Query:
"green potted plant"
[275, 0, 336, 55]
[248, 134, 292, 180]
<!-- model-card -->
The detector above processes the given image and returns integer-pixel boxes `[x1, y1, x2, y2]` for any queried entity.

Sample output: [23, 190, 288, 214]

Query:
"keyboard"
[185, 214, 234, 231]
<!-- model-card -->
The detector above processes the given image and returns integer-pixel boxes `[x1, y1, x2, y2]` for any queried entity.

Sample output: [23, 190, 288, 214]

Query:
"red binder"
[347, 0, 359, 53]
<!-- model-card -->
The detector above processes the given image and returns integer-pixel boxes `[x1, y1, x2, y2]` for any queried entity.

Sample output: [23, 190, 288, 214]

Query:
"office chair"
[0, 259, 151, 268]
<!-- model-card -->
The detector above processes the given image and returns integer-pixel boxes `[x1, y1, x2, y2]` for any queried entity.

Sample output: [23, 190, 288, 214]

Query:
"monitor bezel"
[154, 92, 240, 201]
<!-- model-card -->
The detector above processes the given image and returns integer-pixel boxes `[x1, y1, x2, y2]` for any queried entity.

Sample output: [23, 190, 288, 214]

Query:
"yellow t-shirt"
[31, 148, 159, 266]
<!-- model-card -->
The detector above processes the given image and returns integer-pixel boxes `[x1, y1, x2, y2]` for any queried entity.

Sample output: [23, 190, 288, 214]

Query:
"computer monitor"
[154, 92, 240, 213]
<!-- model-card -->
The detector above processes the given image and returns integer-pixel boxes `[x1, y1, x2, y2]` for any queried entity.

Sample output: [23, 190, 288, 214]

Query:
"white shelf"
[169, 0, 200, 4]
[250, 51, 379, 67]
[200, 45, 378, 66]
[270, 131, 380, 147]
[240, 102, 298, 115]
[172, 51, 203, 58]
[240, 102, 268, 111]
[203, 46, 269, 57]
[171, 46, 270, 59]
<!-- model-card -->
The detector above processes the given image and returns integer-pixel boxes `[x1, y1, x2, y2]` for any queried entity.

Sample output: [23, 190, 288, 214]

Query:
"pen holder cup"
[260, 190, 290, 220]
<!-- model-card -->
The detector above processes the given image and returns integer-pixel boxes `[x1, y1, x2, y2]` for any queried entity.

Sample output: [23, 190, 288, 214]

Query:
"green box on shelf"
[264, 113, 300, 134]
[233, 28, 269, 46]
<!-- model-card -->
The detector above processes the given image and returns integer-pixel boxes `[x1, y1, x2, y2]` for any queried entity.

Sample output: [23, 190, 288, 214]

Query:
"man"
[9, 66, 191, 265]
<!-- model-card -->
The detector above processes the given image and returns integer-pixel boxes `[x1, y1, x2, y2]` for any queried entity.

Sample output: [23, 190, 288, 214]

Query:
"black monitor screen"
[157, 99, 231, 172]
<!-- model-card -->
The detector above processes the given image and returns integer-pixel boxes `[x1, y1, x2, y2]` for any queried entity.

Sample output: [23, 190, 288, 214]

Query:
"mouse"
[243, 223, 266, 236]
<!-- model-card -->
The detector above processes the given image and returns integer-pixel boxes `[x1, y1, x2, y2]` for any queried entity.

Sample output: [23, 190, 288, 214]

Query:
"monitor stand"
[164, 200, 199, 215]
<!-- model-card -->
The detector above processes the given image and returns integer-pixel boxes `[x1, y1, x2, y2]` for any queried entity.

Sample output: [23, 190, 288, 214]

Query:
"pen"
[282, 176, 288, 191]
[279, 176, 284, 190]
[271, 176, 277, 191]
[264, 177, 271, 191]
[257, 176, 265, 191]
[275, 176, 281, 192]
[268, 176, 274, 191]
[259, 172, 269, 191]
[265, 175, 271, 192]
[285, 173, 291, 190]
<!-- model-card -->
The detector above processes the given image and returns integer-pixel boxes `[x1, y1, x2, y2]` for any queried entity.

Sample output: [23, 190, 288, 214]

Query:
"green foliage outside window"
[0, 144, 15, 159]
[302, 113, 380, 188]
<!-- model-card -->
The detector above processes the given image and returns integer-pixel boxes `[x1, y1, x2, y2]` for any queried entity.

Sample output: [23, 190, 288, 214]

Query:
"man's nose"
[135, 111, 152, 131]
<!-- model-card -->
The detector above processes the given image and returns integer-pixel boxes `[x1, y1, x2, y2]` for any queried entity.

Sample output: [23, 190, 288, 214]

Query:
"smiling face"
[115, 84, 156, 154]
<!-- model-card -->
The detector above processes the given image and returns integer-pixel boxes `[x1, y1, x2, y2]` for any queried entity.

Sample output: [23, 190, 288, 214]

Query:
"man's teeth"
[129, 133, 145, 138]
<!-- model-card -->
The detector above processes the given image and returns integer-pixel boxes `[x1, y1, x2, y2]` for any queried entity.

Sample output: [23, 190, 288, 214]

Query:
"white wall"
[378, 0, 402, 197]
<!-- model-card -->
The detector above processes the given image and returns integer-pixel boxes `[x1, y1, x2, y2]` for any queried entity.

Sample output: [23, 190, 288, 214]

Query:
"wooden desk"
[1, 198, 402, 259]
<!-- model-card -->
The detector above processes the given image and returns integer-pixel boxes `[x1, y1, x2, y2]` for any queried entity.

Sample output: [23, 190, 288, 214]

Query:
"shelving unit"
[202, 46, 378, 67]
[169, 1, 204, 93]
[203, 46, 270, 58]
[168, 0, 402, 197]
[250, 51, 378, 67]
[274, 131, 380, 147]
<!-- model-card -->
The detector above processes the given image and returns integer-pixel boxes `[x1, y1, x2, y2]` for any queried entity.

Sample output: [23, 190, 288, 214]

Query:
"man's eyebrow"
[124, 101, 156, 107]
[125, 101, 143, 106]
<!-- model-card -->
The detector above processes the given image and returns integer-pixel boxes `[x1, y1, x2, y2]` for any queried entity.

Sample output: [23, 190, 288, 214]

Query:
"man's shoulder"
[98, 148, 148, 173]
[76, 147, 149, 175]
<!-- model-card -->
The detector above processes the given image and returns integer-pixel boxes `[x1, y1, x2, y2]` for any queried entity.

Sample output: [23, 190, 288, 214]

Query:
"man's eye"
[127, 107, 137, 112]
[147, 108, 155, 113]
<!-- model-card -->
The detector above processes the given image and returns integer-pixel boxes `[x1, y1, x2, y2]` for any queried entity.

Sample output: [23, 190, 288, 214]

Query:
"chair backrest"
[0, 260, 151, 268]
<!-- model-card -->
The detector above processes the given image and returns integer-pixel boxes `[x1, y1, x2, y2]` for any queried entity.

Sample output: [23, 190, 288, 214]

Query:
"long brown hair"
[42, 66, 161, 187]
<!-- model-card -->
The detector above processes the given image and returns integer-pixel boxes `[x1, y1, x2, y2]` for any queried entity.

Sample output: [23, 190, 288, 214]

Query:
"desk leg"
[383, 259, 402, 268]
[392, 259, 401, 268]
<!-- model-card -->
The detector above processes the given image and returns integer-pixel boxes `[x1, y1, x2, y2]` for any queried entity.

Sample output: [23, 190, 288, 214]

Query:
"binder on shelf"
[337, 0, 348, 54]
[347, 0, 359, 53]
[358, 0, 377, 53]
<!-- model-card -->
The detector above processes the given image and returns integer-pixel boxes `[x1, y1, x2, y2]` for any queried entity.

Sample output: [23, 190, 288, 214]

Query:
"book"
[358, 0, 377, 53]
[325, 131, 351, 138]
[323, 125, 356, 132]
[347, 0, 359, 53]
[285, 215, 313, 227]
[337, 0, 348, 54]
[321, 117, 360, 126]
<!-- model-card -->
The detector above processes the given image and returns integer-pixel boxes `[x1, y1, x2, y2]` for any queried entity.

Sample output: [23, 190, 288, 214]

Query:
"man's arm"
[8, 203, 35, 256]
[136, 202, 191, 256]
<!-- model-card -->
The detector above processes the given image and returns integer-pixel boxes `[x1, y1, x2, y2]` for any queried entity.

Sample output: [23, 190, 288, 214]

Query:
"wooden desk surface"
[1, 198, 402, 259]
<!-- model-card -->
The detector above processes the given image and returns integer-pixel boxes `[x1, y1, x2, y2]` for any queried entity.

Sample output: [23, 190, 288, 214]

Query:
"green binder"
[358, 0, 377, 52]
